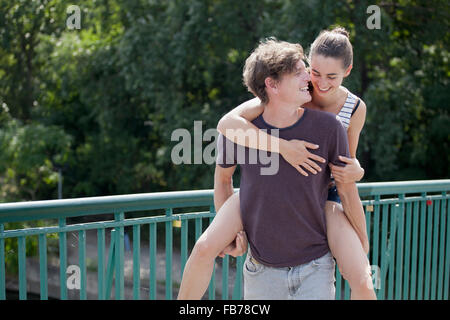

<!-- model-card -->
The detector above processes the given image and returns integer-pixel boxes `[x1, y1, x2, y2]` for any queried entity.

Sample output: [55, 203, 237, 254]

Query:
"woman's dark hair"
[308, 26, 353, 69]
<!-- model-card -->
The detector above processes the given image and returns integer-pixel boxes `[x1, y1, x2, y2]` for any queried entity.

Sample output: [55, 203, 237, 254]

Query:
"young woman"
[178, 27, 376, 300]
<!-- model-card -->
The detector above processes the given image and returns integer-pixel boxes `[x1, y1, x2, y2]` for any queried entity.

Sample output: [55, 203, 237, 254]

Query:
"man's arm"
[335, 180, 370, 254]
[214, 164, 237, 212]
[214, 164, 248, 258]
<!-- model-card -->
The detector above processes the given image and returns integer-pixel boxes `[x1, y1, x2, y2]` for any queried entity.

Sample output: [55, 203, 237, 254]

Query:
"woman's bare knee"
[192, 238, 217, 261]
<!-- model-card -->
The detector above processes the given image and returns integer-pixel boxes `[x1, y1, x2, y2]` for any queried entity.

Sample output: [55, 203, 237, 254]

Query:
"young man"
[214, 38, 368, 299]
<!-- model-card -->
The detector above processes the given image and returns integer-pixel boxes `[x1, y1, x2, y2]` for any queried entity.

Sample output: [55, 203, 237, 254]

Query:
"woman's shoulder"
[340, 87, 367, 132]
[341, 86, 366, 106]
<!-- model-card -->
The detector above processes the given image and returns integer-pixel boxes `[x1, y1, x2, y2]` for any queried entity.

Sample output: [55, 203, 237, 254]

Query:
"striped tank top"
[329, 89, 362, 198]
[336, 90, 361, 130]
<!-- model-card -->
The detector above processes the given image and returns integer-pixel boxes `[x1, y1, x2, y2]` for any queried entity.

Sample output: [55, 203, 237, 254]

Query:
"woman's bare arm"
[330, 100, 367, 183]
[217, 97, 272, 150]
[217, 98, 325, 176]
[347, 99, 367, 158]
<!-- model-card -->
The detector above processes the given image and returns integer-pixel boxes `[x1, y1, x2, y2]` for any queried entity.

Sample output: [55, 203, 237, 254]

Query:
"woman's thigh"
[196, 192, 244, 255]
[325, 201, 371, 284]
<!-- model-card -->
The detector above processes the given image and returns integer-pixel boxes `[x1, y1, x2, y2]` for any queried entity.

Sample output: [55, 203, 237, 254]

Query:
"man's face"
[276, 60, 312, 106]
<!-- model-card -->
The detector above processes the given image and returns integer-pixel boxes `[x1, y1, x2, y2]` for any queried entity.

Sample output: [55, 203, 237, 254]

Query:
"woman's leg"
[326, 201, 377, 300]
[177, 192, 243, 299]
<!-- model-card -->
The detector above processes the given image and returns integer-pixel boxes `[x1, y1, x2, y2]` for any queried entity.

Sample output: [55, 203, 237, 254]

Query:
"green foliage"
[0, 0, 448, 205]
[0, 117, 72, 201]
[3, 222, 59, 276]
[359, 0, 450, 180]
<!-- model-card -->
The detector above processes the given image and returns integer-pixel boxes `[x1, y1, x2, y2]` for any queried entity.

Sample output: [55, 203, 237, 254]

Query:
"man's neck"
[262, 100, 303, 128]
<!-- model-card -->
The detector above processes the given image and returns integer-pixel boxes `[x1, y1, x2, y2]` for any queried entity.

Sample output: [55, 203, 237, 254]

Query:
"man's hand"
[218, 231, 248, 258]
[279, 139, 326, 176]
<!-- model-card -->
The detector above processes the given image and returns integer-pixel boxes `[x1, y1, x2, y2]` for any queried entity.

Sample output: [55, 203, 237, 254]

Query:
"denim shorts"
[243, 250, 336, 300]
[327, 185, 341, 203]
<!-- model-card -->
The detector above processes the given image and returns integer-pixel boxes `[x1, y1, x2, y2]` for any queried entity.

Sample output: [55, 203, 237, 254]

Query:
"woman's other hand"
[329, 156, 364, 183]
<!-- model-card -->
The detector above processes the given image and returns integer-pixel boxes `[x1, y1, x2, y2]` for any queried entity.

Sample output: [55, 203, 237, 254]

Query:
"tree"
[1, 0, 448, 203]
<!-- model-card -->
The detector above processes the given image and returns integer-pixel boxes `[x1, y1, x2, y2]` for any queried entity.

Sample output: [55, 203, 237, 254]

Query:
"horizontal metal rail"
[0, 179, 449, 300]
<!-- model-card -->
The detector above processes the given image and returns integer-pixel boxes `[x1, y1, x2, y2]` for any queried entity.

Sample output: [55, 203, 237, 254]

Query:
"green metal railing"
[0, 179, 449, 300]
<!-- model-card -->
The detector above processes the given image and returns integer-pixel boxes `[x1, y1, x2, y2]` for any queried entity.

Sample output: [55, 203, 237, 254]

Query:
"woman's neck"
[312, 86, 347, 111]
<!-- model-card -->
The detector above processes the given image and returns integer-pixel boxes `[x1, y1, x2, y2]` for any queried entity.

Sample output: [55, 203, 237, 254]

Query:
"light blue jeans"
[243, 250, 336, 300]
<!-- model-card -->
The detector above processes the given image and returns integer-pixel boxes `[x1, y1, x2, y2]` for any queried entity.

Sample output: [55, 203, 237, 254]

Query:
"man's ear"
[264, 77, 278, 93]
[344, 64, 353, 78]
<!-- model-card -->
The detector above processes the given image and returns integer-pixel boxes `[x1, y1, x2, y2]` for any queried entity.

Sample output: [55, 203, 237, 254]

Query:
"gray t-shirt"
[217, 108, 350, 267]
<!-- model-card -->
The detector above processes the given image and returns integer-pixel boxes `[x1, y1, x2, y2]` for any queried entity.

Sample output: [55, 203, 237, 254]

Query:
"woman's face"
[309, 54, 351, 98]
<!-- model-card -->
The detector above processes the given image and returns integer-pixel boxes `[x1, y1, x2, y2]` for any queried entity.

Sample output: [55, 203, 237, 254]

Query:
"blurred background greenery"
[0, 0, 448, 203]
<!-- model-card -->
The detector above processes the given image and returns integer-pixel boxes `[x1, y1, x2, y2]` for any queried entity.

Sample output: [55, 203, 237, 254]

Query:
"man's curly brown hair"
[243, 38, 305, 104]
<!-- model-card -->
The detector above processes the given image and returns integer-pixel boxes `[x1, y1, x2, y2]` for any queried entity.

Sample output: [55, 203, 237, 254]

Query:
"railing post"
[39, 233, 48, 300]
[387, 203, 398, 299]
[395, 195, 405, 299]
[365, 203, 372, 252]
[208, 205, 216, 300]
[149, 223, 157, 300]
[221, 255, 229, 300]
[58, 218, 67, 300]
[114, 212, 125, 300]
[378, 204, 389, 299]
[165, 208, 173, 300]
[437, 192, 447, 299]
[372, 195, 380, 292]
[180, 218, 188, 279]
[105, 229, 116, 299]
[232, 255, 245, 300]
[403, 201, 412, 299]
[79, 230, 87, 300]
[335, 267, 343, 300]
[424, 197, 433, 299]
[444, 196, 450, 300]
[132, 224, 140, 300]
[417, 192, 427, 299]
[18, 236, 27, 300]
[0, 224, 5, 300]
[410, 200, 420, 299]
[97, 228, 105, 300]
[431, 197, 440, 299]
